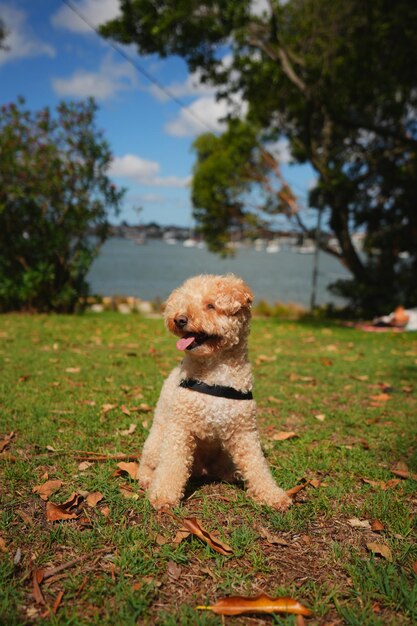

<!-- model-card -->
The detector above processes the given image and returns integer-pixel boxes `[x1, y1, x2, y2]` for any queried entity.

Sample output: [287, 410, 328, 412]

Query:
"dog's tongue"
[176, 336, 195, 351]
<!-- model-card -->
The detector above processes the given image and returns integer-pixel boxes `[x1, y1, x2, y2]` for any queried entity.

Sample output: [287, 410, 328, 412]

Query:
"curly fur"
[138, 273, 292, 511]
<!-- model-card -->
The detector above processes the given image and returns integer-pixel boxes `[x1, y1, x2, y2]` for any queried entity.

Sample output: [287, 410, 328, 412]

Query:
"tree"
[0, 98, 124, 312]
[101, 0, 417, 313]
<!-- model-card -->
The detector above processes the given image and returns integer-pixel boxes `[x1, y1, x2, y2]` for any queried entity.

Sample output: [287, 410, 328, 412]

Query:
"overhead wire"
[60, 0, 218, 134]
[61, 0, 310, 199]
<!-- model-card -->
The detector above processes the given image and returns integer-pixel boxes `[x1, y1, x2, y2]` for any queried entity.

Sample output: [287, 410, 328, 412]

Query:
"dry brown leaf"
[46, 501, 78, 523]
[86, 491, 103, 507]
[0, 537, 7, 552]
[361, 477, 400, 491]
[100, 505, 111, 517]
[197, 593, 312, 616]
[166, 561, 182, 579]
[32, 479, 63, 501]
[65, 367, 81, 374]
[172, 529, 191, 545]
[366, 542, 392, 561]
[391, 468, 417, 481]
[121, 405, 131, 416]
[119, 484, 139, 500]
[286, 480, 310, 497]
[315, 414, 326, 421]
[115, 461, 140, 480]
[371, 519, 385, 532]
[78, 461, 92, 471]
[257, 526, 289, 546]
[166, 512, 233, 556]
[0, 431, 15, 453]
[101, 403, 117, 415]
[272, 431, 298, 441]
[119, 423, 137, 436]
[412, 561, 417, 575]
[32, 569, 46, 605]
[369, 393, 390, 404]
[348, 517, 371, 530]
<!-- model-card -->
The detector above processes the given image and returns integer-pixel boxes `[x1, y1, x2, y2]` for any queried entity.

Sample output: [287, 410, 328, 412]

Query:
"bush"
[0, 97, 124, 312]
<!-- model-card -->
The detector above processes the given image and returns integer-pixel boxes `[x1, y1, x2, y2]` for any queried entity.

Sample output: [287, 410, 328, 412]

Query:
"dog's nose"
[175, 315, 188, 329]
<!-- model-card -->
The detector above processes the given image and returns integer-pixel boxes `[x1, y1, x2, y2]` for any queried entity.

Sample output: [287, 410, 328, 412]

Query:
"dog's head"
[164, 274, 253, 356]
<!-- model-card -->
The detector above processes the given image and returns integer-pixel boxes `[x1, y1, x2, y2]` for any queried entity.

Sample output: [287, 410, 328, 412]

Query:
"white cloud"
[0, 4, 55, 66]
[166, 95, 248, 137]
[147, 70, 216, 103]
[267, 138, 292, 165]
[110, 154, 191, 188]
[51, 0, 120, 33]
[52, 53, 137, 100]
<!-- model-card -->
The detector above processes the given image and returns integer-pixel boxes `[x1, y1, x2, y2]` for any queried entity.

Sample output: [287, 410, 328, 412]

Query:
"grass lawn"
[0, 312, 416, 625]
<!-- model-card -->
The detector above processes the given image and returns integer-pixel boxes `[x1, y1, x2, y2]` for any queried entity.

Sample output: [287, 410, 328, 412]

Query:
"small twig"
[42, 547, 110, 580]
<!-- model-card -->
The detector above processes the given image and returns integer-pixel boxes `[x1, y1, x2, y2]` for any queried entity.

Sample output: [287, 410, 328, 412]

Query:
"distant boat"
[254, 238, 266, 250]
[266, 240, 281, 253]
[164, 237, 178, 245]
[297, 243, 315, 254]
[183, 238, 197, 247]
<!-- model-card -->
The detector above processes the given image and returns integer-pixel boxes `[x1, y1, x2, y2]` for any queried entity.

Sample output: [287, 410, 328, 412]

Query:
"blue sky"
[0, 0, 316, 227]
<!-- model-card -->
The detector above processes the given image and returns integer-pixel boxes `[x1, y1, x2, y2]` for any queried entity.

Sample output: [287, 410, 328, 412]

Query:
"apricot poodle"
[138, 273, 292, 511]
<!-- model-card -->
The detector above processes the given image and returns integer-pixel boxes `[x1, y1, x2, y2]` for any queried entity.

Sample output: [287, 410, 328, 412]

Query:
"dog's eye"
[207, 303, 215, 310]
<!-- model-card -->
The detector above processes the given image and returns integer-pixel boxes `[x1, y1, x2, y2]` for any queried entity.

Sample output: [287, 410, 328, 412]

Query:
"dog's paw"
[148, 486, 181, 510]
[270, 493, 293, 512]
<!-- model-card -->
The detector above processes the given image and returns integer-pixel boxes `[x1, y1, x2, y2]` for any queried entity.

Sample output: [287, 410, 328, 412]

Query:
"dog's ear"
[215, 275, 253, 315]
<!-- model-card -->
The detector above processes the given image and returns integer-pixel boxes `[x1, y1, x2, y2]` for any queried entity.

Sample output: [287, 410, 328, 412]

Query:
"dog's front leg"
[227, 429, 292, 511]
[147, 426, 196, 509]
[138, 420, 164, 489]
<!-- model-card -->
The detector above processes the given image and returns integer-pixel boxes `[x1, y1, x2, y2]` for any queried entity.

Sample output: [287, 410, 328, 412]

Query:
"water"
[87, 238, 349, 306]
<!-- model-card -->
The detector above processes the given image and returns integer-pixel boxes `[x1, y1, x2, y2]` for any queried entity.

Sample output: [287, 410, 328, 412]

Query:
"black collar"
[179, 378, 253, 400]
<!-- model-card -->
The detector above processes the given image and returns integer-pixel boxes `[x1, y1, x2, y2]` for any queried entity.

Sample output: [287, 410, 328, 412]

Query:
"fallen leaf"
[100, 505, 111, 517]
[412, 561, 417, 575]
[391, 468, 417, 481]
[257, 526, 289, 546]
[78, 461, 92, 471]
[272, 431, 298, 441]
[0, 431, 15, 453]
[119, 423, 137, 436]
[45, 492, 84, 522]
[121, 405, 131, 416]
[13, 548, 22, 567]
[315, 414, 326, 421]
[361, 477, 400, 491]
[101, 403, 117, 415]
[172, 529, 191, 545]
[65, 367, 80, 374]
[32, 480, 63, 501]
[369, 393, 390, 405]
[197, 593, 312, 616]
[286, 480, 310, 497]
[86, 492, 103, 507]
[348, 517, 371, 530]
[0, 537, 7, 552]
[119, 484, 139, 500]
[166, 561, 182, 579]
[166, 512, 233, 556]
[32, 569, 46, 605]
[366, 543, 392, 561]
[371, 519, 385, 532]
[115, 461, 140, 480]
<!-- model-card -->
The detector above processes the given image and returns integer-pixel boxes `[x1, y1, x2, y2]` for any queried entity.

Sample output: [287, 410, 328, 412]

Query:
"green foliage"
[192, 121, 263, 254]
[102, 0, 417, 314]
[0, 98, 124, 312]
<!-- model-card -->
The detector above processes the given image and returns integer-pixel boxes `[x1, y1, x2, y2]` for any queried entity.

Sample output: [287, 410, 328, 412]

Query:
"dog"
[138, 273, 292, 511]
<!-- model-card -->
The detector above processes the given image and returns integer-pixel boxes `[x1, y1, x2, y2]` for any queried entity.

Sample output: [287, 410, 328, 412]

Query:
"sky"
[0, 0, 316, 227]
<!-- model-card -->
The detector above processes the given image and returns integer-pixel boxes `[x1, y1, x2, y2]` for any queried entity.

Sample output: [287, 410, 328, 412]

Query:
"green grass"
[0, 313, 416, 625]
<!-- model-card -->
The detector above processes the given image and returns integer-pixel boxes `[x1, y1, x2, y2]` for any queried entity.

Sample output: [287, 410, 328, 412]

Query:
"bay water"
[87, 238, 349, 307]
